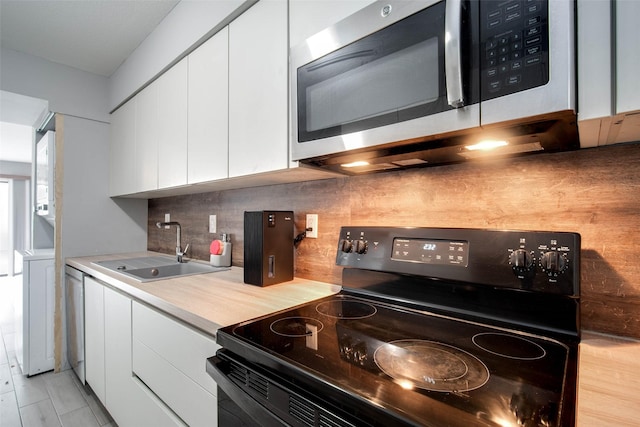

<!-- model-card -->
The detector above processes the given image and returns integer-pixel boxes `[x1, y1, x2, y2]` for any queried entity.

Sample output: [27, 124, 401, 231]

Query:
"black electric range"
[208, 227, 580, 427]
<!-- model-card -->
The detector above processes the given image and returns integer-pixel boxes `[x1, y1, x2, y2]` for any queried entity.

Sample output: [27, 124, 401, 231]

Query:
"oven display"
[392, 238, 469, 266]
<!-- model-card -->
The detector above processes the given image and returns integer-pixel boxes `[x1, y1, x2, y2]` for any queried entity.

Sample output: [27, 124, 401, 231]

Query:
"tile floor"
[0, 276, 116, 427]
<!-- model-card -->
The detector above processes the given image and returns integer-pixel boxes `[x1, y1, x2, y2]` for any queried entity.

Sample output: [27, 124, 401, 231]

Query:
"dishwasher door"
[65, 265, 85, 384]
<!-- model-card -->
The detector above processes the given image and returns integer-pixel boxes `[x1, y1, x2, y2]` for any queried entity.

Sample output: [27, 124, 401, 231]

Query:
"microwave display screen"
[392, 238, 469, 267]
[306, 37, 439, 132]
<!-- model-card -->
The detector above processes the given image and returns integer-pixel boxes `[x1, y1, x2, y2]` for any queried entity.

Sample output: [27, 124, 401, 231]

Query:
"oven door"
[208, 354, 281, 427]
[291, 0, 480, 161]
[207, 350, 363, 427]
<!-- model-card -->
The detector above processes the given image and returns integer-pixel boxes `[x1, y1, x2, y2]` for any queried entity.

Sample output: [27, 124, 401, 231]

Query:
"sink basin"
[123, 262, 222, 281]
[93, 256, 229, 282]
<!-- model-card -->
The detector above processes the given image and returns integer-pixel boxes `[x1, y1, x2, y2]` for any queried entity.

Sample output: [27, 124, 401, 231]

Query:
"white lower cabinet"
[84, 277, 106, 404]
[84, 278, 216, 426]
[132, 302, 220, 427]
[15, 255, 55, 376]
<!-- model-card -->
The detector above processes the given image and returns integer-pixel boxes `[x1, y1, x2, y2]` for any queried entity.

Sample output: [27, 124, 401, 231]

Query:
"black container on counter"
[244, 211, 294, 286]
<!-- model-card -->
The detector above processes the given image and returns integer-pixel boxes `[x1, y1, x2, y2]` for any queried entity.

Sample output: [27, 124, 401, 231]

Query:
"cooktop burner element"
[473, 333, 547, 360]
[374, 340, 490, 393]
[316, 299, 377, 319]
[210, 227, 581, 427]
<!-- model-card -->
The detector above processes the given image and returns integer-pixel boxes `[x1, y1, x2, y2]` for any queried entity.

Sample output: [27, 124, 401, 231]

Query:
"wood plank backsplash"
[148, 143, 640, 339]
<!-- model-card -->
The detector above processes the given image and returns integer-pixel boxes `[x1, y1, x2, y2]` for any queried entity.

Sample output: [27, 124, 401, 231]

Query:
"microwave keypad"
[480, 0, 549, 101]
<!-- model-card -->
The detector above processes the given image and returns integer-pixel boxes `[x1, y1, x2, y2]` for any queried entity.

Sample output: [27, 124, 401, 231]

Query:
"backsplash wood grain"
[149, 143, 640, 339]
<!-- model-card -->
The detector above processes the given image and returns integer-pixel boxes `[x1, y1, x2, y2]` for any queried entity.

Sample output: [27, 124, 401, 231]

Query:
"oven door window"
[297, 2, 450, 143]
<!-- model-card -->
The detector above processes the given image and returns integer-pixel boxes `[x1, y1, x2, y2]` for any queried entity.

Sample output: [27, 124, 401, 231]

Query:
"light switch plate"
[164, 213, 170, 228]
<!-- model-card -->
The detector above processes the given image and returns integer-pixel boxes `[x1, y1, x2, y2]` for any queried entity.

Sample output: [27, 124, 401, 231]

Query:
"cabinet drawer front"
[132, 302, 219, 394]
[133, 339, 216, 427]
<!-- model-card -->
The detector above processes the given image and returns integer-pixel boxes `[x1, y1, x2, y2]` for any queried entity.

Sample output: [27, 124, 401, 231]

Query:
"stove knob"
[509, 249, 534, 273]
[340, 239, 353, 253]
[539, 251, 568, 277]
[354, 240, 368, 254]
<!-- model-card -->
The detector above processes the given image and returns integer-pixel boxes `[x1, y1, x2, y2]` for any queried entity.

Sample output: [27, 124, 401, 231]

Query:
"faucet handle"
[177, 244, 190, 263]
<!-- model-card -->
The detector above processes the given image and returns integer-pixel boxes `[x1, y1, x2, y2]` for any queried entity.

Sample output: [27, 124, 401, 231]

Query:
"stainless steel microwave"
[290, 0, 578, 173]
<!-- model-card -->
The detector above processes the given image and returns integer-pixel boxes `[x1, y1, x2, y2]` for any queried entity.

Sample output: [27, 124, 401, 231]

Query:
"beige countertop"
[66, 251, 341, 338]
[578, 331, 640, 426]
[67, 252, 640, 425]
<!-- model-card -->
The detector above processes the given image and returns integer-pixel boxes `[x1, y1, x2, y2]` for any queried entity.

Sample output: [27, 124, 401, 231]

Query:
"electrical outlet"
[209, 215, 217, 234]
[164, 213, 170, 228]
[306, 214, 318, 239]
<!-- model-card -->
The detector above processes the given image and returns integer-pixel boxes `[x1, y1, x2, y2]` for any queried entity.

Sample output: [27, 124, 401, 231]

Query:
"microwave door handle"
[445, 0, 464, 108]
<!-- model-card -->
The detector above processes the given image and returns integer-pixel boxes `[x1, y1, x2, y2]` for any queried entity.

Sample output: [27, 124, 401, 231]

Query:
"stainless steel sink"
[92, 256, 229, 282]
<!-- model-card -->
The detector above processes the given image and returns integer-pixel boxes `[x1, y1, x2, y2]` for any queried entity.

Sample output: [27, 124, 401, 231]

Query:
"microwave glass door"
[297, 1, 461, 143]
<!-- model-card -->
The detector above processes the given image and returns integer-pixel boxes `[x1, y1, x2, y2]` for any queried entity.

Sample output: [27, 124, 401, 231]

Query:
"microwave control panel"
[480, 0, 549, 101]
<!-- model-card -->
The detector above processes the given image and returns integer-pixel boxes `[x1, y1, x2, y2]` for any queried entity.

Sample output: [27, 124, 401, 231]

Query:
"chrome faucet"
[156, 221, 189, 263]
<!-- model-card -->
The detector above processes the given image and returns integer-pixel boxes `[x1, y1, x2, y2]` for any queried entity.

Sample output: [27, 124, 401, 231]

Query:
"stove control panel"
[508, 235, 574, 281]
[336, 227, 580, 296]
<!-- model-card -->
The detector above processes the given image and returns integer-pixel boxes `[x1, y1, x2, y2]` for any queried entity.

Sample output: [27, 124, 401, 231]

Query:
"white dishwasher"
[14, 249, 55, 376]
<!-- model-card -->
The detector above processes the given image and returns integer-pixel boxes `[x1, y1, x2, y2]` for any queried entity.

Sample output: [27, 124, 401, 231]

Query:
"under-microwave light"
[341, 160, 370, 168]
[465, 140, 509, 151]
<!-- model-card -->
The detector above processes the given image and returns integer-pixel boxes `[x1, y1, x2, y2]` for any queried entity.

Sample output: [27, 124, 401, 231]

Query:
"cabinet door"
[158, 58, 188, 189]
[84, 277, 106, 405]
[616, 0, 640, 114]
[26, 259, 55, 375]
[229, 0, 288, 177]
[104, 286, 132, 425]
[188, 27, 229, 184]
[104, 287, 185, 427]
[135, 82, 159, 192]
[110, 99, 137, 196]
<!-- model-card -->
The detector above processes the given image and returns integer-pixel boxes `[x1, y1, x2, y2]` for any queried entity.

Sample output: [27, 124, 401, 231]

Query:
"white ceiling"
[0, 0, 179, 163]
[0, 0, 180, 77]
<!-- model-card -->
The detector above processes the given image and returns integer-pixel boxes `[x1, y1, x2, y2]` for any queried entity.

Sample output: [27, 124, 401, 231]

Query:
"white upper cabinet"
[228, 0, 288, 177]
[158, 58, 188, 189]
[135, 83, 159, 192]
[110, 99, 136, 196]
[188, 27, 229, 184]
[616, 0, 640, 115]
[577, 0, 640, 147]
[108, 1, 345, 197]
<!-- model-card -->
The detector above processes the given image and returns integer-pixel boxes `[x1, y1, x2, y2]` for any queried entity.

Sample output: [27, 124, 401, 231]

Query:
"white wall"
[109, 0, 249, 110]
[0, 48, 110, 123]
[0, 161, 30, 177]
[59, 115, 147, 257]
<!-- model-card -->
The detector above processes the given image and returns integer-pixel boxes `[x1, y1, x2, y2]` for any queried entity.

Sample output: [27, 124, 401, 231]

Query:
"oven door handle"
[206, 355, 286, 427]
[445, 0, 464, 108]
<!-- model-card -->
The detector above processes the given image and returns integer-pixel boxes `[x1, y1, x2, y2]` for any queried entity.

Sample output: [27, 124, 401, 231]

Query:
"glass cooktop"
[225, 293, 572, 427]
